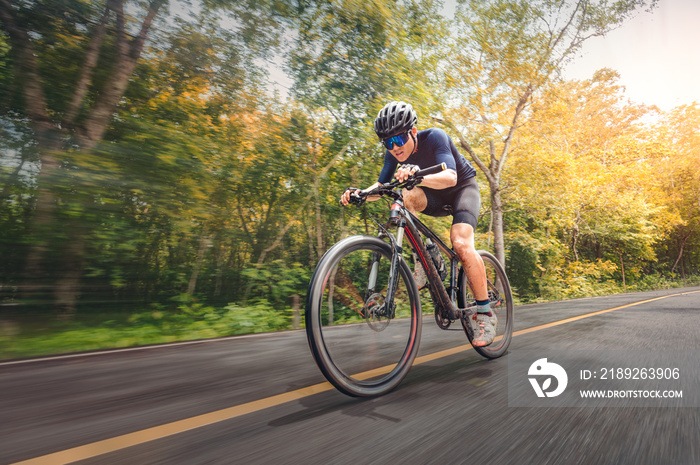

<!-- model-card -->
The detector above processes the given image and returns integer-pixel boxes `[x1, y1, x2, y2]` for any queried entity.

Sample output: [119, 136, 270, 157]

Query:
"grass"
[0, 299, 296, 361]
[1, 276, 698, 361]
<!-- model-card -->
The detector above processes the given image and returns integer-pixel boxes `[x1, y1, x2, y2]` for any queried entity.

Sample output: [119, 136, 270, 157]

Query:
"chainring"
[434, 308, 453, 329]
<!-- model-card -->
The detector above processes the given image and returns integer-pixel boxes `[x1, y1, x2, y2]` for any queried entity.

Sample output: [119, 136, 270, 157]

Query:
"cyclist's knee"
[451, 224, 476, 255]
[403, 188, 427, 213]
[452, 237, 476, 257]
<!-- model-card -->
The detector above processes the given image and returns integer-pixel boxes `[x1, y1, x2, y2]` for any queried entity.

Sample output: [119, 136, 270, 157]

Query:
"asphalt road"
[2, 287, 699, 465]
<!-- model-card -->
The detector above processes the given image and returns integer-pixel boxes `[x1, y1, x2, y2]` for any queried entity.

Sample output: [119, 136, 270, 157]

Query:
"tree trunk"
[291, 294, 301, 329]
[671, 232, 690, 274]
[53, 225, 86, 319]
[571, 210, 581, 262]
[681, 256, 686, 281]
[619, 252, 627, 292]
[187, 232, 210, 295]
[214, 238, 226, 298]
[79, 0, 164, 149]
[21, 143, 62, 307]
[490, 184, 506, 266]
[487, 210, 493, 249]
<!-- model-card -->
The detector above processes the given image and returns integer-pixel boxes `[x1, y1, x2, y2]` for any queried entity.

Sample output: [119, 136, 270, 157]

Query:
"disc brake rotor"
[364, 293, 391, 332]
[488, 289, 502, 308]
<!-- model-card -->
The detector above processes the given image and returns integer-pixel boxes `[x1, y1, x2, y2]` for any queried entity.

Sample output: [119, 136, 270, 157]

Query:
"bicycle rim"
[306, 236, 422, 397]
[459, 250, 513, 359]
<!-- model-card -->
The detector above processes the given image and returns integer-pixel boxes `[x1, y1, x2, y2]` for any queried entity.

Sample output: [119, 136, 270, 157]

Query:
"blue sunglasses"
[382, 132, 411, 150]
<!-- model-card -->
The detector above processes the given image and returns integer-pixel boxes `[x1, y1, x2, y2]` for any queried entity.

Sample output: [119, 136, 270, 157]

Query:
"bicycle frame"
[379, 197, 465, 322]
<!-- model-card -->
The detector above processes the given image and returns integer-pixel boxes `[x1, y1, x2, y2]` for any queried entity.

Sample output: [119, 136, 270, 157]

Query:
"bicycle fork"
[365, 221, 406, 320]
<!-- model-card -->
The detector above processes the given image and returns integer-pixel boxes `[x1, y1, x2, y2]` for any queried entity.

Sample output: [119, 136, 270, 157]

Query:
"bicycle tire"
[305, 235, 422, 397]
[458, 250, 513, 359]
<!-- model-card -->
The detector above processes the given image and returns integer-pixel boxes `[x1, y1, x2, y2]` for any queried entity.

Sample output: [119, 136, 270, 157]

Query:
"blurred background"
[0, 0, 698, 359]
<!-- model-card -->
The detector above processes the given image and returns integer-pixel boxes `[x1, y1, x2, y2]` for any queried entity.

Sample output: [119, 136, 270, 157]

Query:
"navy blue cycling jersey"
[377, 127, 476, 187]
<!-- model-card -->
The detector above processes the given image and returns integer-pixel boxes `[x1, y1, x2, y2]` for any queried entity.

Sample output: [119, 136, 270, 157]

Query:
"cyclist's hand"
[395, 164, 420, 183]
[340, 187, 362, 206]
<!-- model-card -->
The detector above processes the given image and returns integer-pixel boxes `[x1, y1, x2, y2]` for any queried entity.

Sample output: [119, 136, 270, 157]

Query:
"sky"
[560, 0, 700, 111]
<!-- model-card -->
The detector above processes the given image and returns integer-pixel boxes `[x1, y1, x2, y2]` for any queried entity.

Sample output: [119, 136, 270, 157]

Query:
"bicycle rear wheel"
[458, 250, 513, 359]
[305, 235, 422, 397]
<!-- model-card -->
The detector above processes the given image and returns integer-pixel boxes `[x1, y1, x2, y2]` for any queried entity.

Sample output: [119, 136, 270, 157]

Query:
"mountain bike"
[305, 163, 514, 397]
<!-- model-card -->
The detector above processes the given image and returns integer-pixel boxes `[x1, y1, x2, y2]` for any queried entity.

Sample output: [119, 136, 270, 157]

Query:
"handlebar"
[414, 162, 446, 178]
[348, 163, 447, 205]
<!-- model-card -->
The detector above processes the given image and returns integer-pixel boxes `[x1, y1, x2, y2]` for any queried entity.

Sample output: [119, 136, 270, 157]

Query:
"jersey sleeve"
[377, 151, 398, 184]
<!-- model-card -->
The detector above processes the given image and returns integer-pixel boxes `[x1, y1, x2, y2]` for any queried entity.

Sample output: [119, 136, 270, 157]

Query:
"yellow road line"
[12, 290, 700, 464]
[13, 382, 336, 465]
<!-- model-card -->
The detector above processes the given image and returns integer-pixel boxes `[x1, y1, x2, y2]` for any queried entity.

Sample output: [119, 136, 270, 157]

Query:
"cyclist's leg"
[402, 186, 428, 214]
[452, 223, 497, 346]
[451, 223, 488, 301]
[447, 178, 497, 346]
[447, 178, 487, 301]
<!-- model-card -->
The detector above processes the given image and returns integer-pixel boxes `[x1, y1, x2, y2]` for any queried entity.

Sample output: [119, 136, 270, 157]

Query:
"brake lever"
[401, 176, 423, 190]
[349, 192, 365, 205]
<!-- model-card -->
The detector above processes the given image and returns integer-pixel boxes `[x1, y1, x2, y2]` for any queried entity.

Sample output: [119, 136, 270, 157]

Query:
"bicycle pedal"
[460, 306, 477, 320]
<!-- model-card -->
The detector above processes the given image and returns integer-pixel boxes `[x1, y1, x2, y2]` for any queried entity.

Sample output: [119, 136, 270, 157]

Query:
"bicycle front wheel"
[305, 235, 422, 397]
[458, 250, 514, 359]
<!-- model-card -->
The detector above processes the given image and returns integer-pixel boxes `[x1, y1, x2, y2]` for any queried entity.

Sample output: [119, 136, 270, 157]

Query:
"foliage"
[242, 261, 311, 307]
[499, 70, 683, 301]
[651, 103, 700, 277]
[290, 0, 448, 125]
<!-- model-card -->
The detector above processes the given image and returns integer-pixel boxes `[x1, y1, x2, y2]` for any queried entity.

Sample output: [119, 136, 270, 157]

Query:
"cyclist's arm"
[395, 165, 457, 189]
[421, 169, 457, 189]
[362, 182, 383, 201]
[342, 152, 396, 206]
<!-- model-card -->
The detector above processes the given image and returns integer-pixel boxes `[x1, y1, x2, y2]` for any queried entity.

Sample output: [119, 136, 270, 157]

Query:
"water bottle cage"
[434, 260, 448, 281]
[426, 242, 448, 281]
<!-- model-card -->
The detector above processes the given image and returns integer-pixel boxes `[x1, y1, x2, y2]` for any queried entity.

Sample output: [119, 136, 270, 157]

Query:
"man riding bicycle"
[340, 100, 497, 346]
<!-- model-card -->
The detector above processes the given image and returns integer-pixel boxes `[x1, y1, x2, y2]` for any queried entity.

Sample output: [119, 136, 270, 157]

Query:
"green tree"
[290, 0, 448, 125]
[0, 0, 290, 314]
[0, 0, 166, 313]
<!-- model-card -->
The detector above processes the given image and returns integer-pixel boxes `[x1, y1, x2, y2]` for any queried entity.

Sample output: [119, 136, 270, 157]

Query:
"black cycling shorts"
[418, 176, 480, 229]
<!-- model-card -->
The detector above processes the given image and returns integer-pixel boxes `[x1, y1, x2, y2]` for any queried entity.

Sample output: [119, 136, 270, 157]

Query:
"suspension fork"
[382, 219, 405, 319]
[366, 215, 406, 319]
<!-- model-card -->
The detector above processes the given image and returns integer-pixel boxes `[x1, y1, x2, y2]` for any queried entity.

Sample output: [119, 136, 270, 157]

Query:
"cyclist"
[340, 100, 496, 346]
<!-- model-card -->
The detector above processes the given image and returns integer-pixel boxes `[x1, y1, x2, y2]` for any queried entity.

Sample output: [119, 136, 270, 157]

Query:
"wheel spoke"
[306, 237, 422, 397]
